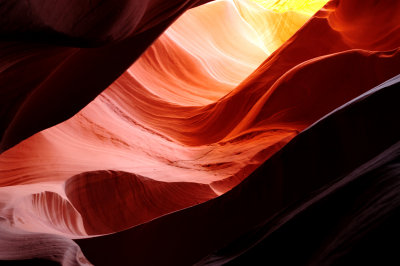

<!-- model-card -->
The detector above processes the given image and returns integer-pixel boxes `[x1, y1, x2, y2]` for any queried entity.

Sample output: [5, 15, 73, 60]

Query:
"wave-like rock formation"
[1, 0, 399, 264]
[76, 73, 400, 266]
[66, 170, 216, 235]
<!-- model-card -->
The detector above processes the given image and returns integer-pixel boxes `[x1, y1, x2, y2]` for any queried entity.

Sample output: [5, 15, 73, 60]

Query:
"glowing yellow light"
[249, 0, 328, 15]
[231, 0, 329, 54]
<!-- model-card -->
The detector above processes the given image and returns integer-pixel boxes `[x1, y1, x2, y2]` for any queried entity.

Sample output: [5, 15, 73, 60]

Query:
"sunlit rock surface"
[0, 0, 399, 264]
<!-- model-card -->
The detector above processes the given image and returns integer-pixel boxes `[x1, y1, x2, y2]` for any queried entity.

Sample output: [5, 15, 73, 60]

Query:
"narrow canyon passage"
[0, 0, 399, 265]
